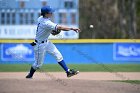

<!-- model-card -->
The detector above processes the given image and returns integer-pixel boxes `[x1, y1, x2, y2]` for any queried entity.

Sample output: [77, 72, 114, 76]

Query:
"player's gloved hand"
[51, 29, 61, 35]
[71, 28, 81, 33]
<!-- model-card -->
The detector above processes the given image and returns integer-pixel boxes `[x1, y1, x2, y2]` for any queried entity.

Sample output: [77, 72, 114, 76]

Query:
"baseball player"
[26, 6, 80, 78]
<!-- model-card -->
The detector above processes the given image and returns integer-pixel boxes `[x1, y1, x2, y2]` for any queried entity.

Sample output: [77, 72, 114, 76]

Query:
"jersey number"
[36, 23, 40, 32]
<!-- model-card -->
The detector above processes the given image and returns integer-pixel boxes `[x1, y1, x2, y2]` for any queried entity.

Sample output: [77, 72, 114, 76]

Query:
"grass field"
[0, 64, 140, 72]
[115, 80, 140, 84]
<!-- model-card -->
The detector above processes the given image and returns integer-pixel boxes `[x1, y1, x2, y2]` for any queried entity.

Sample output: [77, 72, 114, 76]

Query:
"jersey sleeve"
[46, 21, 58, 31]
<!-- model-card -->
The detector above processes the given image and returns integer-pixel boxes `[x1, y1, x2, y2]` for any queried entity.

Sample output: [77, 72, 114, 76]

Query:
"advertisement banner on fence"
[1, 43, 34, 61]
[0, 25, 78, 39]
[0, 25, 36, 39]
[113, 43, 140, 61]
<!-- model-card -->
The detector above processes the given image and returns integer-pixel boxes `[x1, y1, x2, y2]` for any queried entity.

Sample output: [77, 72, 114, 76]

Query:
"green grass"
[0, 64, 140, 72]
[114, 80, 140, 84]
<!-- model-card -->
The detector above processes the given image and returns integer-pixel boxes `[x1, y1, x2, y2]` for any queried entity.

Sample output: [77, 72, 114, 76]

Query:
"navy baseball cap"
[41, 6, 55, 14]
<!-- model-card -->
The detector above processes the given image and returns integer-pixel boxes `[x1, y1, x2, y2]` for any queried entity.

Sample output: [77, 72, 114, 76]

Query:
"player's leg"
[46, 41, 69, 72]
[46, 41, 79, 77]
[26, 43, 46, 78]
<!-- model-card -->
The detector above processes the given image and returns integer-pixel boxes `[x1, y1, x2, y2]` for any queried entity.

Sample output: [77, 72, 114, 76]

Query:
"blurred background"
[0, 0, 140, 39]
[0, 0, 79, 39]
[80, 0, 140, 39]
[0, 0, 140, 64]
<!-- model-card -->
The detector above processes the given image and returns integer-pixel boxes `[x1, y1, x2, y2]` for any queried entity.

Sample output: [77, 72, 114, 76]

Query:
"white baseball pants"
[32, 40, 63, 69]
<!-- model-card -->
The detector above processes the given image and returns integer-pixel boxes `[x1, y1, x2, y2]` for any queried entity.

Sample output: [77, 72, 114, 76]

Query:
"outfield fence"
[0, 39, 140, 64]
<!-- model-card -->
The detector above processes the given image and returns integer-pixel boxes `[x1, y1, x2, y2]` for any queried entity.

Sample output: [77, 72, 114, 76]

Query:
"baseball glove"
[51, 29, 61, 35]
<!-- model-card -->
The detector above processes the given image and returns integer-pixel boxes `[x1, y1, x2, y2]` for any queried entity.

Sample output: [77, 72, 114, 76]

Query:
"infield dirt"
[0, 72, 140, 93]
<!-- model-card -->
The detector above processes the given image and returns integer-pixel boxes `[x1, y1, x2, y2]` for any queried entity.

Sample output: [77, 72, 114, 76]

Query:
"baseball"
[90, 25, 94, 28]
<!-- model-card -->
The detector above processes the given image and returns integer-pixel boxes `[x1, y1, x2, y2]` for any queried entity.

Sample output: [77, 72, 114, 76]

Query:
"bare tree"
[118, 0, 127, 38]
[127, 0, 137, 38]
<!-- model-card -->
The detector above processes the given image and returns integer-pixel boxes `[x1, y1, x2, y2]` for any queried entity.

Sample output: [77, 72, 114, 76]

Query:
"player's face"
[49, 13, 53, 16]
[45, 13, 53, 18]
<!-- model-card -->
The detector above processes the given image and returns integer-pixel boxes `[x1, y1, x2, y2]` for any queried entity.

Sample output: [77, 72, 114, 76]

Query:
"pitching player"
[26, 6, 80, 78]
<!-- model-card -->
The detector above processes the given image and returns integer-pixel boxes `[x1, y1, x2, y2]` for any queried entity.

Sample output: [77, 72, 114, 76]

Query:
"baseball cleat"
[26, 67, 36, 79]
[26, 74, 33, 79]
[67, 69, 79, 77]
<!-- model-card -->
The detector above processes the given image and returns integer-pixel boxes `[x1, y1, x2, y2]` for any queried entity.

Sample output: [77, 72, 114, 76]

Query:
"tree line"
[79, 0, 140, 39]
